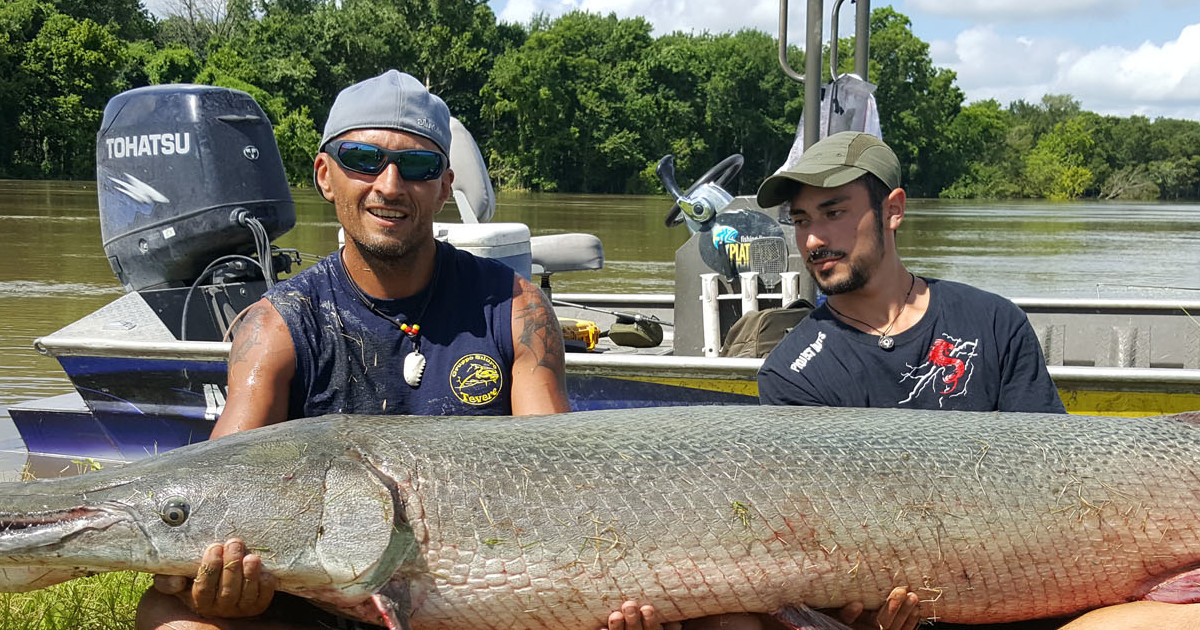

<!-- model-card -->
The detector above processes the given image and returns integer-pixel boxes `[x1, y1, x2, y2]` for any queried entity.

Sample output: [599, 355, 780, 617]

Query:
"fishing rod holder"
[700, 271, 804, 358]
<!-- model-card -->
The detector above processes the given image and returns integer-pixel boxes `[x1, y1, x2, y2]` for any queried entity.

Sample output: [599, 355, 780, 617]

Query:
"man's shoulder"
[764, 307, 838, 360]
[928, 277, 1022, 312]
[926, 277, 1035, 345]
[928, 277, 996, 298]
[440, 240, 517, 280]
[269, 252, 339, 295]
[263, 252, 340, 319]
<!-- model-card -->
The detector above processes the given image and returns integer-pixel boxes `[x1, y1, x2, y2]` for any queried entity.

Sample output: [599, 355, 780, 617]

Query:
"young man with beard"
[137, 70, 570, 630]
[747, 134, 1200, 629]
[755, 131, 1064, 413]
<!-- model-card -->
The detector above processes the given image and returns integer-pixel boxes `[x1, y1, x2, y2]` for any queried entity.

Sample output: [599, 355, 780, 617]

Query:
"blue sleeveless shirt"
[265, 240, 515, 418]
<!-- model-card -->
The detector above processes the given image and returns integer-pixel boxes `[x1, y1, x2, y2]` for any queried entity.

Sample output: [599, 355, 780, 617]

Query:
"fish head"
[0, 416, 419, 609]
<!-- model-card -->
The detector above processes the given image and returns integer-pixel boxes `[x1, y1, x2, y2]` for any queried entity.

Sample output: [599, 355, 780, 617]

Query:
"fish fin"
[371, 580, 413, 630]
[1144, 567, 1200, 604]
[772, 605, 856, 630]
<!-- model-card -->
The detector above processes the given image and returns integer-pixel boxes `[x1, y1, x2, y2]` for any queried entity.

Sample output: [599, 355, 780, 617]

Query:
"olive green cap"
[756, 131, 901, 207]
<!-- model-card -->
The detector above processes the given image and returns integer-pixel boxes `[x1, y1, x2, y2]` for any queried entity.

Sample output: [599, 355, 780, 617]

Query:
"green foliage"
[1023, 115, 1097, 200]
[144, 45, 200, 84]
[20, 13, 128, 178]
[1148, 157, 1200, 200]
[938, 100, 1021, 198]
[274, 106, 321, 186]
[483, 11, 658, 192]
[940, 162, 1022, 199]
[483, 17, 799, 194]
[936, 94, 1200, 201]
[868, 7, 963, 197]
[0, 0, 51, 176]
[155, 0, 253, 62]
[689, 30, 802, 188]
[1010, 94, 1081, 138]
[0, 571, 150, 630]
[0, 0, 1198, 200]
[1101, 164, 1160, 200]
[194, 46, 286, 119]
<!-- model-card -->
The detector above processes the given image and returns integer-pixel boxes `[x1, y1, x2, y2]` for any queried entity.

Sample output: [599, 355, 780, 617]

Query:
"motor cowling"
[96, 84, 295, 292]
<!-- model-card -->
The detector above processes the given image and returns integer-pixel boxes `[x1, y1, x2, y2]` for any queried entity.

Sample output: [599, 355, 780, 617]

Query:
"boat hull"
[10, 346, 1200, 467]
[10, 292, 1200, 470]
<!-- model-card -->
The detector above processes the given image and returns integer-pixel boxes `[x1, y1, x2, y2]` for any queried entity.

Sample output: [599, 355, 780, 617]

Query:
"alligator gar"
[2, 406, 1200, 628]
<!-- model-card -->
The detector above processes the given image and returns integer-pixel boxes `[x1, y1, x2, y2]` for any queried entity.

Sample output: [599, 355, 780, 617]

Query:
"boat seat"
[530, 233, 604, 275]
[448, 117, 495, 224]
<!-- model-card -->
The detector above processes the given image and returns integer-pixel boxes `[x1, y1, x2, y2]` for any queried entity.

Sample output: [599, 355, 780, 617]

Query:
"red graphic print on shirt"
[899, 334, 979, 407]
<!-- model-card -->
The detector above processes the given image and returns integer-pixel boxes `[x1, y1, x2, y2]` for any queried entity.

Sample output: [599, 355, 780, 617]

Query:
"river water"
[1, 180, 1199, 475]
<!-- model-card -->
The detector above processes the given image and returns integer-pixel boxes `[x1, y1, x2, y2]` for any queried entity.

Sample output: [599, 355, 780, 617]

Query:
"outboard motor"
[96, 84, 295, 292]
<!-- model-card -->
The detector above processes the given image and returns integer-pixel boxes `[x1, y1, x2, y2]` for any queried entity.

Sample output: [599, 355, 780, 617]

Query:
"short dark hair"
[860, 172, 893, 219]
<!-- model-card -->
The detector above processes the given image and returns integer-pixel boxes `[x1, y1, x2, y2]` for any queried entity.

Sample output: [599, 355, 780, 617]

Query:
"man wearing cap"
[755, 131, 1063, 412]
[137, 69, 570, 629]
[748, 135, 1200, 628]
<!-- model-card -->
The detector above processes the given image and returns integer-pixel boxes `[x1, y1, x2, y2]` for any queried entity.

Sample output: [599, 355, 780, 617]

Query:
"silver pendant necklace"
[340, 249, 439, 387]
[826, 273, 917, 350]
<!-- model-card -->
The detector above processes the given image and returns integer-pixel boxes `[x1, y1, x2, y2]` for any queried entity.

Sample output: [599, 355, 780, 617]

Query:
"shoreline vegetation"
[0, 573, 149, 630]
[0, 463, 149, 630]
[2, 1, 1198, 201]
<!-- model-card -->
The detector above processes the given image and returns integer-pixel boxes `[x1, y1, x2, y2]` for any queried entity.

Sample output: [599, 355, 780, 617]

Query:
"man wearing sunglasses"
[138, 70, 571, 630]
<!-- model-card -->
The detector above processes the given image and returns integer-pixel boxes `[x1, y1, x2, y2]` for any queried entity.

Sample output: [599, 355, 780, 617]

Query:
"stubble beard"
[813, 262, 871, 295]
[341, 198, 431, 269]
[352, 231, 419, 263]
[808, 210, 886, 296]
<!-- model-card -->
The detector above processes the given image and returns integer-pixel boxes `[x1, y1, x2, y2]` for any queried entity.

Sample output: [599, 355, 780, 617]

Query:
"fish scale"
[2, 406, 1200, 629]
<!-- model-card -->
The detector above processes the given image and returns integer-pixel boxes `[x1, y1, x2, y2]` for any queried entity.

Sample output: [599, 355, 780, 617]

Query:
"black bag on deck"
[719, 299, 815, 358]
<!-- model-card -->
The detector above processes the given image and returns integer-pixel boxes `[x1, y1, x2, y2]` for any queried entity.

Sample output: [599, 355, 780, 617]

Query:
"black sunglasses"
[324, 140, 447, 180]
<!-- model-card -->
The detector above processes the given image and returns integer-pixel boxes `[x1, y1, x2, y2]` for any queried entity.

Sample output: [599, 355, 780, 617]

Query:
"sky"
[487, 0, 1200, 122]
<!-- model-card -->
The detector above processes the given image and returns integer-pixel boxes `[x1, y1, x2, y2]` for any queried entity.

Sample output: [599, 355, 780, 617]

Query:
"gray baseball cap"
[756, 131, 901, 207]
[319, 69, 452, 155]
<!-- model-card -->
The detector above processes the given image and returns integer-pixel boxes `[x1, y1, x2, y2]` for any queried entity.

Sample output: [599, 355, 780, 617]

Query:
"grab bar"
[777, 0, 872, 150]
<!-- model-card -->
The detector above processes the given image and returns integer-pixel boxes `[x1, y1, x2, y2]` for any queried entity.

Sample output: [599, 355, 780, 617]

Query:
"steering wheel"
[663, 153, 744, 228]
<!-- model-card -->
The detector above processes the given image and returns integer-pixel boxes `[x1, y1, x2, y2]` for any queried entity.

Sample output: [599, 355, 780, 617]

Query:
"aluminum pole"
[855, 0, 870, 80]
[804, 0, 823, 150]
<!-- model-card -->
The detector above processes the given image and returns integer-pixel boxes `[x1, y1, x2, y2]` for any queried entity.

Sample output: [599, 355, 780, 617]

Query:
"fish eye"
[159, 497, 190, 527]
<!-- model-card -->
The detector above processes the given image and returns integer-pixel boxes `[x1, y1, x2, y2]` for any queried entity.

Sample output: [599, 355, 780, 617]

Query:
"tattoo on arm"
[228, 303, 270, 367]
[512, 276, 565, 375]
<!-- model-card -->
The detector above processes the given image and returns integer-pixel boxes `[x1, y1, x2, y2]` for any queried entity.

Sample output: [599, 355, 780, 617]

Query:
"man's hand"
[152, 538, 276, 619]
[835, 587, 921, 630]
[595, 587, 921, 630]
[601, 600, 682, 630]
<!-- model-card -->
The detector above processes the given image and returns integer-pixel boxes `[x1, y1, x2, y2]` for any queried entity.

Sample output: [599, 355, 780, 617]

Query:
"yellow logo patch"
[449, 353, 503, 406]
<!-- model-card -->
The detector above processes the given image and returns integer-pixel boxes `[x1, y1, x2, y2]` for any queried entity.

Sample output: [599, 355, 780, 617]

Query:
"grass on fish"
[0, 571, 151, 630]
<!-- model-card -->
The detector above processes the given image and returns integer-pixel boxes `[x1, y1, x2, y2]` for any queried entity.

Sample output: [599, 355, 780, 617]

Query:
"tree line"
[2, 0, 1198, 200]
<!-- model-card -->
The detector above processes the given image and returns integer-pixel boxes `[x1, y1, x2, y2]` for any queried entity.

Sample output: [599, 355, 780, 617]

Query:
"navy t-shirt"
[265, 240, 516, 418]
[758, 278, 1066, 413]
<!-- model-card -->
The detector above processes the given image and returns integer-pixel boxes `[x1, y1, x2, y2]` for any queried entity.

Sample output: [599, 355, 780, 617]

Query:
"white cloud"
[495, 0, 798, 37]
[938, 26, 1062, 89]
[905, 0, 1132, 20]
[495, 0, 574, 25]
[1062, 23, 1200, 102]
[934, 21, 1200, 120]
